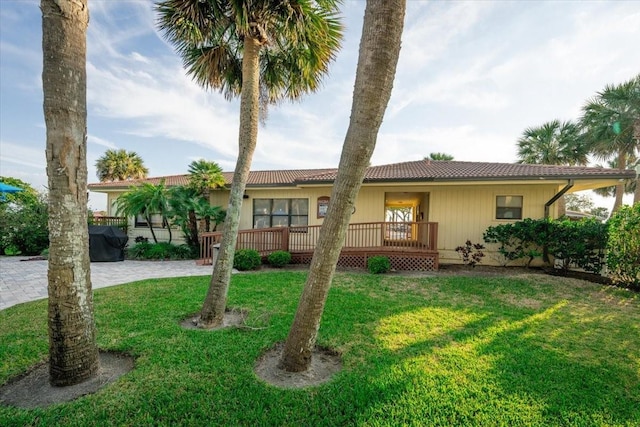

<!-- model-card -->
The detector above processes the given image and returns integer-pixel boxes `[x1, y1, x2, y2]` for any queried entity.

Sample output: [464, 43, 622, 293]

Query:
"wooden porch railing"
[89, 216, 128, 233]
[199, 221, 438, 265]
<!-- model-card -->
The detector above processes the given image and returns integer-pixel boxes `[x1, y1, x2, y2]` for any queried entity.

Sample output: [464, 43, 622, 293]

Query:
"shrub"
[0, 196, 49, 255]
[126, 242, 152, 259]
[483, 218, 547, 267]
[455, 240, 485, 267]
[368, 256, 391, 274]
[606, 204, 640, 290]
[483, 218, 608, 273]
[546, 218, 608, 273]
[147, 242, 175, 260]
[268, 250, 291, 268]
[125, 242, 193, 260]
[135, 235, 149, 244]
[233, 249, 261, 271]
[168, 244, 194, 260]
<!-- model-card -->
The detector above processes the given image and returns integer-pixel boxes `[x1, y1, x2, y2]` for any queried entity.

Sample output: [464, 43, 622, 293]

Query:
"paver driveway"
[0, 256, 211, 311]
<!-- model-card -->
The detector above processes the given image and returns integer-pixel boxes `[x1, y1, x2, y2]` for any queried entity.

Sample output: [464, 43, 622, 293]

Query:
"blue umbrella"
[0, 183, 24, 193]
[0, 182, 24, 201]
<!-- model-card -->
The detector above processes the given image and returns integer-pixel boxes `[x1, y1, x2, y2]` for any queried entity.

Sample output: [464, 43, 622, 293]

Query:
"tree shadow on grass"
[2, 272, 638, 424]
[342, 299, 640, 426]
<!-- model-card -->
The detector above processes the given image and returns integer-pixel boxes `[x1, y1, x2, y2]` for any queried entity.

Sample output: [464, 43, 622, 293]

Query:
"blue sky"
[1, 0, 638, 211]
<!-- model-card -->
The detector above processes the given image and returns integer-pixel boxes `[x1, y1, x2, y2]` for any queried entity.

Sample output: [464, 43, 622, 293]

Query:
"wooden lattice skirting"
[291, 249, 439, 272]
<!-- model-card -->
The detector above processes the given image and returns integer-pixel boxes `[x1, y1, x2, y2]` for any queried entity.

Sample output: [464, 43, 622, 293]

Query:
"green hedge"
[606, 204, 640, 290]
[483, 217, 608, 274]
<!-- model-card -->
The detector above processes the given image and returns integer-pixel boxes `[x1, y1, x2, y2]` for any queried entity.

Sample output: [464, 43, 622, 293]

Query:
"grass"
[1, 270, 639, 426]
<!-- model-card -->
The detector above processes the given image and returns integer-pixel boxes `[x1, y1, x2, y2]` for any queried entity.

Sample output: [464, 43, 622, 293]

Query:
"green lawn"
[1, 271, 639, 426]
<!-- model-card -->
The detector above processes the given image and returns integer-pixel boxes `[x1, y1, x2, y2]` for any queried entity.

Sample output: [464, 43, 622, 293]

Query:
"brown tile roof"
[87, 169, 336, 190]
[88, 174, 190, 190]
[88, 160, 634, 190]
[300, 160, 636, 183]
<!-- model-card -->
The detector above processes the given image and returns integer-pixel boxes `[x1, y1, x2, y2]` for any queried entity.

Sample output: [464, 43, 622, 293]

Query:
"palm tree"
[42, 0, 99, 386]
[95, 149, 148, 182]
[592, 156, 637, 202]
[187, 159, 225, 233]
[517, 120, 588, 166]
[425, 152, 454, 161]
[157, 0, 343, 328]
[168, 185, 202, 251]
[279, 0, 406, 373]
[187, 159, 225, 195]
[581, 75, 640, 211]
[516, 120, 589, 216]
[116, 181, 172, 244]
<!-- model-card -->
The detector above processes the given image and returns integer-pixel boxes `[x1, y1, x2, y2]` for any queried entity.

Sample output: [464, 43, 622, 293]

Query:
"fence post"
[282, 227, 289, 252]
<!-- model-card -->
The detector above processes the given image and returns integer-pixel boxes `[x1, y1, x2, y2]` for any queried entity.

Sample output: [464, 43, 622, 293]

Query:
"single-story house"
[88, 159, 635, 270]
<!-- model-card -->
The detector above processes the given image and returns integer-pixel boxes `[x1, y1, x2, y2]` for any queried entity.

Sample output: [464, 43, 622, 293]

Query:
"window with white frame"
[135, 213, 164, 228]
[253, 199, 308, 228]
[496, 196, 523, 220]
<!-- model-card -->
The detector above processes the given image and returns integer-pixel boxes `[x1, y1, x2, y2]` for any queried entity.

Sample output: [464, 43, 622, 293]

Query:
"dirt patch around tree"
[0, 351, 134, 409]
[180, 308, 248, 330]
[255, 343, 342, 389]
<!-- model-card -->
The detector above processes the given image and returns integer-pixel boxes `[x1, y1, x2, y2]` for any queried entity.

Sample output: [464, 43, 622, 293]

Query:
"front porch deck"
[199, 221, 439, 271]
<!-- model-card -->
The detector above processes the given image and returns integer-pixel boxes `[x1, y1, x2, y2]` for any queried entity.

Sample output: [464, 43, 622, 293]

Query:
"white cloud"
[88, 135, 117, 149]
[400, 2, 495, 70]
[0, 142, 45, 169]
[371, 125, 515, 166]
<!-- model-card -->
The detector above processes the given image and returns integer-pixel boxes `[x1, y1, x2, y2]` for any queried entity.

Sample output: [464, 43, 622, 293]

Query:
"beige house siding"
[428, 184, 559, 264]
[98, 182, 564, 264]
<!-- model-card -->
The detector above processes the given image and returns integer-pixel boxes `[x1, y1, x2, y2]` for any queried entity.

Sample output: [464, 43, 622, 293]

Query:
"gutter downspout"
[544, 179, 574, 219]
[543, 179, 574, 265]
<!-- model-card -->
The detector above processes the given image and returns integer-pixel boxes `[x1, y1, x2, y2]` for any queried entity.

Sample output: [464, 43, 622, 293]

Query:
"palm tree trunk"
[163, 216, 172, 243]
[146, 215, 158, 243]
[199, 37, 261, 328]
[612, 152, 627, 213]
[279, 0, 406, 372]
[42, 0, 99, 387]
[188, 209, 199, 249]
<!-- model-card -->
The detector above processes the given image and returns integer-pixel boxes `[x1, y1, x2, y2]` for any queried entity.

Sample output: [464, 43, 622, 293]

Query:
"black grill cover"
[88, 225, 129, 262]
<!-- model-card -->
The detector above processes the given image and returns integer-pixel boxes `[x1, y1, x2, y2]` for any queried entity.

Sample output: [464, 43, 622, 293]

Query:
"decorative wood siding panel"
[352, 187, 386, 223]
[429, 184, 558, 263]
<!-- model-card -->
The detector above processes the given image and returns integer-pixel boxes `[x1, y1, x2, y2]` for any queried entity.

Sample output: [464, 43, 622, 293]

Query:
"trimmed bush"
[606, 203, 640, 290]
[483, 218, 546, 267]
[126, 242, 193, 260]
[546, 218, 608, 273]
[234, 249, 261, 271]
[483, 218, 608, 273]
[368, 256, 391, 274]
[268, 250, 291, 268]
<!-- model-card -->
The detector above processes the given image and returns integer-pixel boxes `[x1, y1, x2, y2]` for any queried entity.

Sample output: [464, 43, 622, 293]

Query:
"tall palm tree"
[516, 120, 589, 216]
[157, 0, 343, 328]
[116, 181, 172, 243]
[95, 149, 148, 182]
[42, 0, 99, 386]
[279, 0, 406, 373]
[581, 75, 640, 211]
[592, 156, 637, 201]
